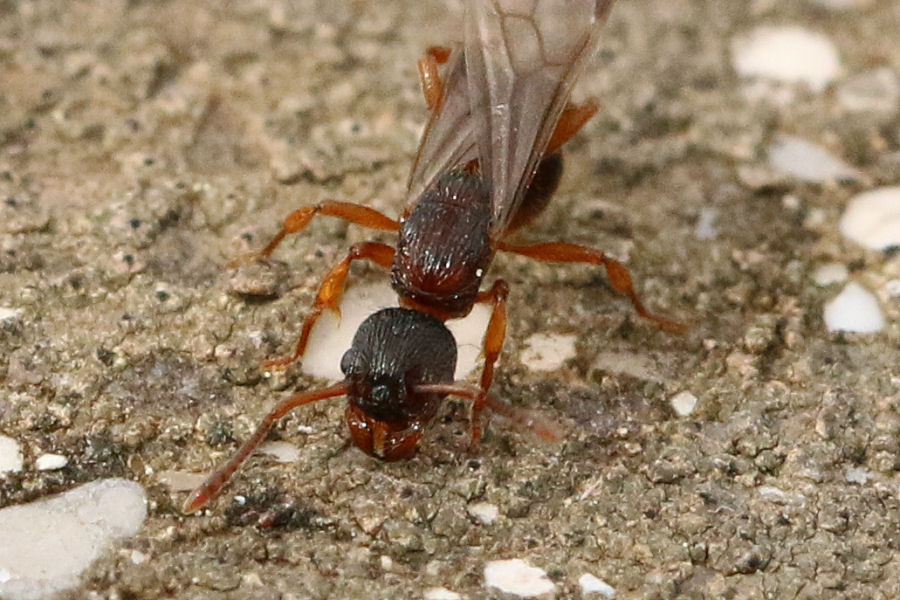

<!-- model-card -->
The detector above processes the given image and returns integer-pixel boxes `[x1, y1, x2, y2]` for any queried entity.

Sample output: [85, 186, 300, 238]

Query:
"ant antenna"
[183, 382, 349, 514]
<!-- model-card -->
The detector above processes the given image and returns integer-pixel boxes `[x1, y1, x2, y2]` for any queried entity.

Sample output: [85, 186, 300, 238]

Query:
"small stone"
[257, 441, 300, 463]
[837, 67, 900, 114]
[578, 573, 616, 598]
[0, 436, 24, 474]
[519, 333, 577, 372]
[839, 187, 900, 251]
[0, 479, 147, 600]
[823, 282, 885, 333]
[694, 208, 719, 240]
[424, 587, 462, 600]
[34, 453, 68, 471]
[885, 280, 900, 298]
[844, 467, 870, 484]
[157, 470, 208, 492]
[669, 391, 698, 417]
[300, 282, 490, 382]
[379, 555, 393, 571]
[767, 136, 858, 183]
[484, 559, 555, 598]
[813, 263, 848, 286]
[757, 485, 806, 506]
[731, 26, 841, 93]
[0, 307, 23, 322]
[467, 501, 499, 525]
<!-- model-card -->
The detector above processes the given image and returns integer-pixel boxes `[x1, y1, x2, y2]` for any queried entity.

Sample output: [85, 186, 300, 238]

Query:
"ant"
[184, 0, 682, 513]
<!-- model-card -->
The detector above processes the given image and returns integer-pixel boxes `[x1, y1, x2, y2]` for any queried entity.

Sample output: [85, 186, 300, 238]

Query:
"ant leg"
[264, 241, 396, 370]
[426, 46, 452, 64]
[545, 100, 598, 156]
[497, 241, 686, 334]
[474, 280, 510, 395]
[183, 382, 348, 513]
[231, 201, 399, 267]
[417, 46, 452, 111]
[405, 281, 509, 445]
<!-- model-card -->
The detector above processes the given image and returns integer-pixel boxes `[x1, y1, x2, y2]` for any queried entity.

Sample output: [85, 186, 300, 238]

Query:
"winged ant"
[184, 0, 683, 514]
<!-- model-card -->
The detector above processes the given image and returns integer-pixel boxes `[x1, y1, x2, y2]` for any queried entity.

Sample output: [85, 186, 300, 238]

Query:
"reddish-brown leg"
[264, 241, 396, 370]
[417, 46, 452, 111]
[182, 382, 348, 514]
[498, 241, 686, 333]
[545, 100, 599, 156]
[474, 279, 510, 395]
[231, 201, 399, 267]
[397, 280, 509, 445]
[426, 46, 452, 64]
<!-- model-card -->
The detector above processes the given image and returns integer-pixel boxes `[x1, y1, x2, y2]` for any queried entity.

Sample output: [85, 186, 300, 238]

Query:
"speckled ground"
[1, 1, 898, 598]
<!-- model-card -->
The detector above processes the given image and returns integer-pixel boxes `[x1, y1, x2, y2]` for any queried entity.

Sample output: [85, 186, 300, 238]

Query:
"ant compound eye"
[371, 384, 393, 406]
[340, 349, 358, 376]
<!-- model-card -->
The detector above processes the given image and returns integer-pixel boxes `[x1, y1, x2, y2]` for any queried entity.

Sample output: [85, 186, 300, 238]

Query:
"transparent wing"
[405, 48, 480, 207]
[465, 0, 616, 236]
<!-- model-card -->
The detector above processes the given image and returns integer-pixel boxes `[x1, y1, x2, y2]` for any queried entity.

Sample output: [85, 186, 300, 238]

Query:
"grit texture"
[1, 1, 898, 598]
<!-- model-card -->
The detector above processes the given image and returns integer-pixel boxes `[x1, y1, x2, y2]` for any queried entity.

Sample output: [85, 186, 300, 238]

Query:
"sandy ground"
[1, 0, 898, 598]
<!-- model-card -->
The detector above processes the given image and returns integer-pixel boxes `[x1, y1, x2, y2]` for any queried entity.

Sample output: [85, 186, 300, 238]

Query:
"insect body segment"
[394, 168, 495, 320]
[185, 0, 685, 513]
[341, 308, 457, 459]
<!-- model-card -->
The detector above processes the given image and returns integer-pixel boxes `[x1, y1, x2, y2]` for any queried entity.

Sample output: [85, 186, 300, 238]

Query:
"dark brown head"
[340, 307, 457, 460]
[392, 169, 494, 320]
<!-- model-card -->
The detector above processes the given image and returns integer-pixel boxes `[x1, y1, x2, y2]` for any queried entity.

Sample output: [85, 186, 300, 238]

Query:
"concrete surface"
[1, 0, 898, 598]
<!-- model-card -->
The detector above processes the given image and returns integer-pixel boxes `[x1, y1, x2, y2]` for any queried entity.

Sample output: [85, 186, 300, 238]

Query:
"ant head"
[338, 307, 457, 460]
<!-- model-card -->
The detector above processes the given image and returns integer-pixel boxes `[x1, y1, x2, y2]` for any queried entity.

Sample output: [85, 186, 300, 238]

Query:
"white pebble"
[0, 435, 24, 474]
[592, 351, 664, 383]
[731, 26, 840, 93]
[885, 279, 900, 298]
[0, 478, 147, 600]
[157, 470, 208, 492]
[467, 501, 499, 525]
[837, 67, 900, 114]
[839, 187, 900, 251]
[424, 587, 463, 600]
[34, 453, 68, 471]
[520, 333, 577, 372]
[813, 263, 849, 286]
[299, 282, 490, 382]
[844, 467, 870, 485]
[694, 208, 719, 240]
[484, 559, 555, 597]
[669, 391, 698, 417]
[757, 485, 806, 506]
[0, 307, 23, 322]
[578, 573, 617, 598]
[823, 282, 885, 333]
[257, 441, 300, 463]
[767, 136, 858, 183]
